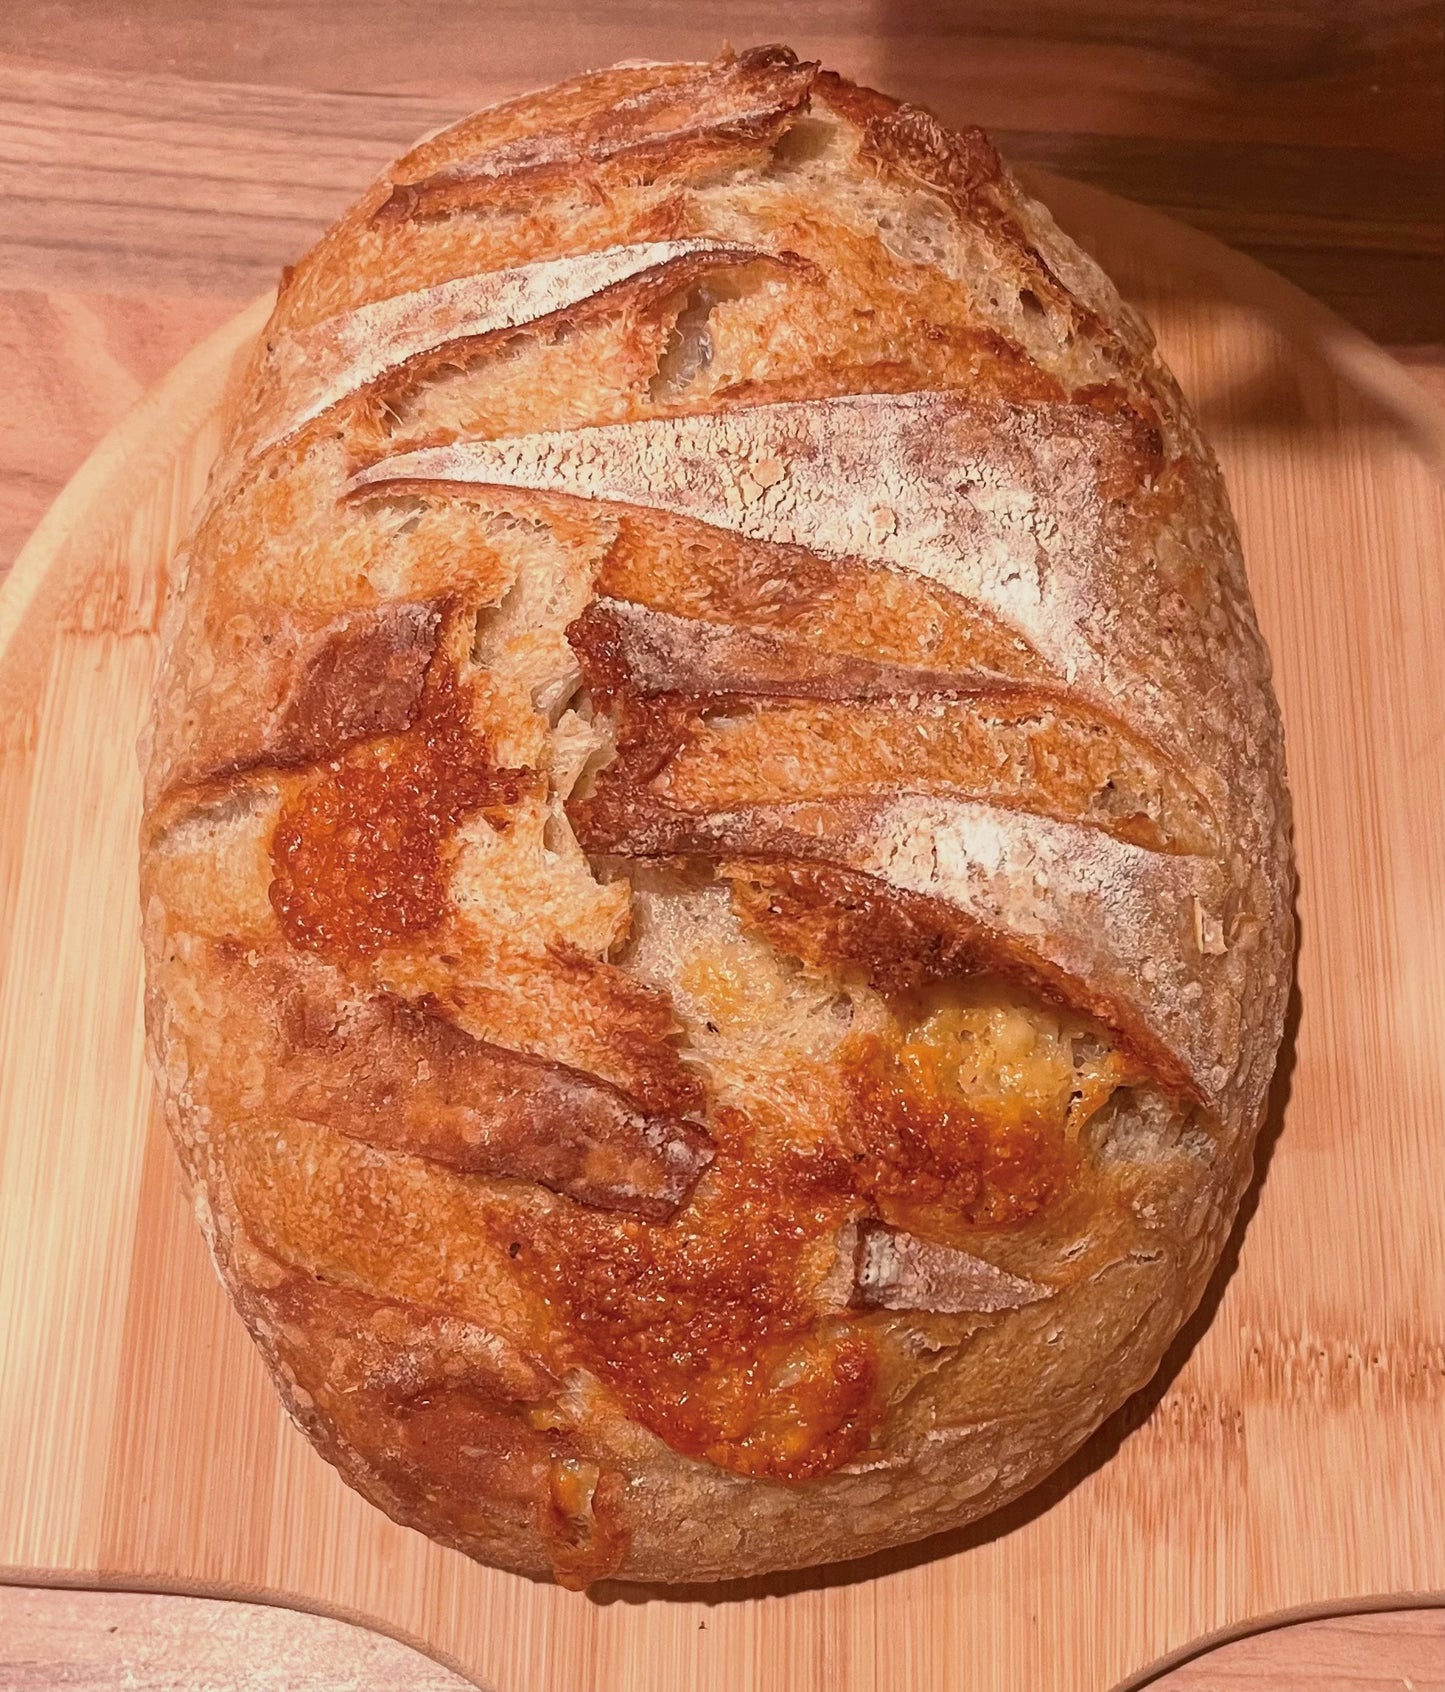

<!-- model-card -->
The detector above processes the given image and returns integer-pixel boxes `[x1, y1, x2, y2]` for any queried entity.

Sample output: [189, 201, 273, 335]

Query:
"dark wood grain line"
[2, 48, 1438, 335]
[3, 1, 1438, 156]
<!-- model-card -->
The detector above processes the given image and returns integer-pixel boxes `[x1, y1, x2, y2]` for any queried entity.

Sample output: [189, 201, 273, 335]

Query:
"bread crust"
[140, 46, 1292, 1586]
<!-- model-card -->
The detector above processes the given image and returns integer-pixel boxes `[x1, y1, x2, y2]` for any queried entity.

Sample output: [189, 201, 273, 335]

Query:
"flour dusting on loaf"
[141, 46, 1292, 1587]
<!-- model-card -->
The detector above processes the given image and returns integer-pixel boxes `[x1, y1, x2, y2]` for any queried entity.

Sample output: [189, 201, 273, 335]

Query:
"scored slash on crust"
[268, 956, 714, 1219]
[343, 389, 1153, 704]
[578, 794, 1226, 1104]
[346, 392, 1240, 1108]
[241, 239, 791, 463]
[572, 594, 1033, 702]
[372, 45, 819, 224]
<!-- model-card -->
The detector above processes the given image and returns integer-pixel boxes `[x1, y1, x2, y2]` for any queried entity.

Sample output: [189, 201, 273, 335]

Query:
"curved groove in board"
[0, 291, 275, 716]
[0, 1572, 485, 1691]
[1115, 1592, 1445, 1690]
[2, 1573, 1439, 1691]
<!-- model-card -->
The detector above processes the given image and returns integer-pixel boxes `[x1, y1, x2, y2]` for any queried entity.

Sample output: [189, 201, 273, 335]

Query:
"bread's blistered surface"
[142, 46, 1292, 1587]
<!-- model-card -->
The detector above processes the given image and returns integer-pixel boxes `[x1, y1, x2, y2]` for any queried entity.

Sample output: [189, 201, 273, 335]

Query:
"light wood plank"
[0, 290, 236, 572]
[1145, 1608, 1445, 1690]
[0, 1586, 472, 1691]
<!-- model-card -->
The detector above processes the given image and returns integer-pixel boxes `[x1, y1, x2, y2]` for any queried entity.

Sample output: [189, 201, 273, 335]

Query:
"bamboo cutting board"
[0, 177, 1442, 1692]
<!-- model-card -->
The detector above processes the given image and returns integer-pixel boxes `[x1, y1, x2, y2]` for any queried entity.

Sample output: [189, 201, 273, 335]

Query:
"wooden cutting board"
[0, 175, 1441, 1692]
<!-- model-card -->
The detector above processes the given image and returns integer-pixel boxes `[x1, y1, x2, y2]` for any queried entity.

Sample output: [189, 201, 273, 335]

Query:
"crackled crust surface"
[140, 46, 1292, 1587]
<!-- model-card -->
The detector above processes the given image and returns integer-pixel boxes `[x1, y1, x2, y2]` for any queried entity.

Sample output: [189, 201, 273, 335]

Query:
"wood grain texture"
[0, 184, 1441, 1692]
[0, 1587, 472, 1691]
[2, 2, 1439, 339]
[0, 291, 234, 573]
[1144, 1608, 1445, 1691]
[1, 1591, 1438, 1692]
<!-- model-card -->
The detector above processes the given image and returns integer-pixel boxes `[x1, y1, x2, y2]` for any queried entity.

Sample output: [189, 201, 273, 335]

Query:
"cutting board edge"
[0, 1564, 486, 1690]
[5, 1564, 1441, 1692]
[0, 291, 275, 718]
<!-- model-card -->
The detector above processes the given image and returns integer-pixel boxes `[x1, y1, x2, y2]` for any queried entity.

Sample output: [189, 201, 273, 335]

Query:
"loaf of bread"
[140, 46, 1293, 1587]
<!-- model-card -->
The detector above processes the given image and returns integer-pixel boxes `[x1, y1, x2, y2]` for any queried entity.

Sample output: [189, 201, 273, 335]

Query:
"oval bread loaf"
[140, 45, 1293, 1587]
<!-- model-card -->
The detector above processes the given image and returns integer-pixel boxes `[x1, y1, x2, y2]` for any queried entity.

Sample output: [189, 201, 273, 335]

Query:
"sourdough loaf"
[140, 46, 1293, 1587]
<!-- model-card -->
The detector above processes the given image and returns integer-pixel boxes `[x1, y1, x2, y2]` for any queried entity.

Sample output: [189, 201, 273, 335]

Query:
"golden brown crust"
[372, 46, 818, 227]
[141, 46, 1292, 1587]
[236, 240, 793, 466]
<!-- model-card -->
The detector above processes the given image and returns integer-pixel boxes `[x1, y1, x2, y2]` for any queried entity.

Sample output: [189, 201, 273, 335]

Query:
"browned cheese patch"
[515, 1107, 882, 1482]
[269, 653, 533, 963]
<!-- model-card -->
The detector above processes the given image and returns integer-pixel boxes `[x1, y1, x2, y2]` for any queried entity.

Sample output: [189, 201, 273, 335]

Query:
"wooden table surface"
[0, 5, 1440, 1688]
